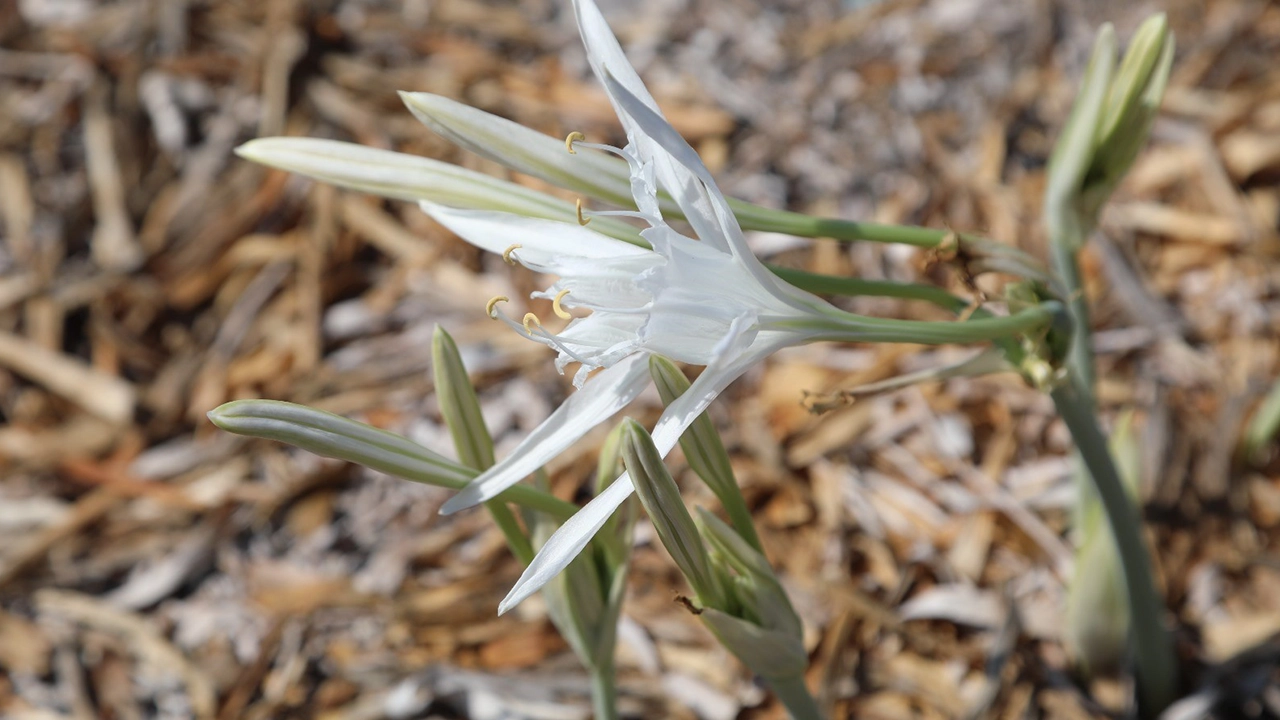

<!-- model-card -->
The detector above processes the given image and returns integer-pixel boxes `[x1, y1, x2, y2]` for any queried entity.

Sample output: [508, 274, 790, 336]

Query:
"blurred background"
[1, 0, 1278, 718]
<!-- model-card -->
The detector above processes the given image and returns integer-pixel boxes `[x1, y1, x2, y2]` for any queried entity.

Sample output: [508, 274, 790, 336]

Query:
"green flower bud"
[620, 418, 726, 609]
[432, 326, 495, 470]
[207, 399, 577, 519]
[1046, 15, 1175, 244]
[649, 355, 762, 550]
[697, 509, 802, 641]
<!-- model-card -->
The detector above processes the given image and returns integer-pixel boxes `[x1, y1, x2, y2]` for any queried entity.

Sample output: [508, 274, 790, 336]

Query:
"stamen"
[552, 289, 572, 319]
[565, 131, 586, 154]
[522, 313, 542, 333]
[574, 140, 631, 160]
[502, 244, 521, 265]
[584, 208, 652, 221]
[485, 295, 509, 318]
[575, 198, 591, 226]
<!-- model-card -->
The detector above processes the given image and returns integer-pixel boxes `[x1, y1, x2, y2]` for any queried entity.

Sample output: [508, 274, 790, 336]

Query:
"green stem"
[1048, 212, 1096, 393]
[1051, 378, 1177, 716]
[766, 265, 970, 313]
[767, 674, 823, 720]
[781, 302, 1060, 347]
[484, 500, 533, 564]
[733, 199, 1051, 284]
[731, 199, 953, 248]
[589, 661, 619, 720]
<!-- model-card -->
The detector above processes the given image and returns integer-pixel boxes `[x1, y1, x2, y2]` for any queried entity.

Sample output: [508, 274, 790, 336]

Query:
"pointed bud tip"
[233, 140, 260, 161]
[206, 401, 243, 428]
[431, 323, 454, 350]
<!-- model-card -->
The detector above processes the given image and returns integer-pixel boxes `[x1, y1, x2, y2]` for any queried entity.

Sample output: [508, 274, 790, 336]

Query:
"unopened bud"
[620, 418, 725, 609]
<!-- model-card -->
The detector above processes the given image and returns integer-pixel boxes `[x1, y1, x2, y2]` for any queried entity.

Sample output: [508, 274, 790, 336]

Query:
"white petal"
[399, 92, 636, 209]
[572, 0, 731, 254]
[643, 336, 785, 453]
[498, 336, 789, 613]
[237, 137, 556, 215]
[498, 473, 635, 615]
[420, 201, 650, 267]
[571, 0, 662, 118]
[440, 354, 650, 514]
[602, 76, 817, 308]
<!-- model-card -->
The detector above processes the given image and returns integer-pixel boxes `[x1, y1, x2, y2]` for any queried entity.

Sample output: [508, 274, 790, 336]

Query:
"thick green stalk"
[1047, 211, 1096, 394]
[767, 674, 823, 720]
[1051, 378, 1177, 715]
[589, 659, 619, 720]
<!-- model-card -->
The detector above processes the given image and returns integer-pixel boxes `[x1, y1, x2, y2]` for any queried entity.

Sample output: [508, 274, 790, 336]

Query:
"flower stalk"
[1042, 15, 1178, 717]
[534, 422, 635, 720]
[400, 90, 1049, 278]
[1065, 410, 1143, 678]
[1051, 381, 1177, 715]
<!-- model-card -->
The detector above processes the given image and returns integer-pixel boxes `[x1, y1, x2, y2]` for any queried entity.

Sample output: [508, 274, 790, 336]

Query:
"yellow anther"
[522, 313, 542, 333]
[485, 295, 509, 318]
[502, 244, 521, 265]
[575, 198, 591, 226]
[552, 289, 572, 319]
[565, 131, 585, 154]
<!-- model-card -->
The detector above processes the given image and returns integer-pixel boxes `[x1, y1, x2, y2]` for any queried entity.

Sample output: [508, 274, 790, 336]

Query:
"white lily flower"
[228, 0, 1060, 617]
[429, 0, 870, 615]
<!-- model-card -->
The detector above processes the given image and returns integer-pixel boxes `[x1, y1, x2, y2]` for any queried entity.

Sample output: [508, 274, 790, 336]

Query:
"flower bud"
[696, 510, 808, 682]
[208, 399, 473, 488]
[432, 326, 495, 470]
[649, 356, 762, 550]
[620, 418, 726, 609]
[697, 509, 802, 640]
[399, 91, 639, 212]
[699, 609, 809, 682]
[1046, 15, 1175, 244]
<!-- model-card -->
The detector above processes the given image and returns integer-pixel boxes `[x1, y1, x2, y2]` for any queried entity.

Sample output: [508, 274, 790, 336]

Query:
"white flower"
[230, 0, 1059, 616]
[430, 0, 855, 614]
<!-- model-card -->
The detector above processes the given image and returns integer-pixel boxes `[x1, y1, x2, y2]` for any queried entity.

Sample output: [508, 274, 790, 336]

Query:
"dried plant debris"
[0, 0, 1278, 718]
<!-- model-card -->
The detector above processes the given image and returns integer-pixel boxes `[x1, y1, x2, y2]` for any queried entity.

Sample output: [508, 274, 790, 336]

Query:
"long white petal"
[499, 472, 636, 614]
[498, 337, 787, 613]
[236, 137, 645, 245]
[440, 354, 650, 514]
[572, 0, 730, 254]
[420, 201, 650, 264]
[237, 137, 555, 214]
[604, 77, 829, 309]
[570, 0, 662, 118]
[399, 92, 637, 209]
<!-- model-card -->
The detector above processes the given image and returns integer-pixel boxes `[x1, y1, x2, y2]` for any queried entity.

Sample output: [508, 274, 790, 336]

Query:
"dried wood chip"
[0, 331, 135, 423]
[36, 589, 216, 720]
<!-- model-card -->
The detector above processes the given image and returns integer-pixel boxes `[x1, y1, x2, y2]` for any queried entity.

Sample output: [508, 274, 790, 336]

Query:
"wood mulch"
[1, 0, 1278, 718]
